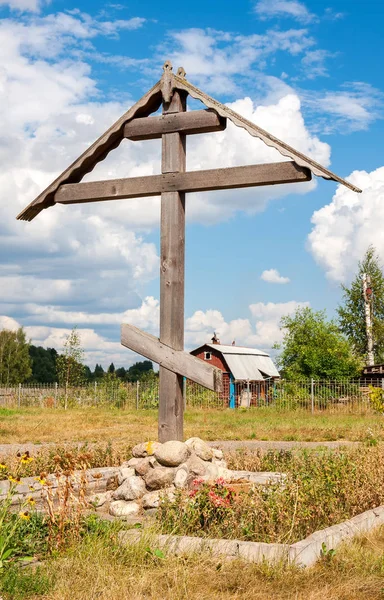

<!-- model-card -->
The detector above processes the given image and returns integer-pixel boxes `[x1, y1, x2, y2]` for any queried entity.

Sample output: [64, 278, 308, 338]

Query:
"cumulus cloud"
[260, 269, 290, 284]
[0, 12, 338, 365]
[308, 166, 384, 282]
[254, 0, 317, 23]
[186, 300, 309, 351]
[165, 27, 314, 94]
[303, 83, 383, 133]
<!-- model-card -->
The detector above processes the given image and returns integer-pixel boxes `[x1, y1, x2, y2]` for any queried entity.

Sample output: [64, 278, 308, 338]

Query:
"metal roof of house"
[203, 344, 280, 380]
[205, 344, 269, 356]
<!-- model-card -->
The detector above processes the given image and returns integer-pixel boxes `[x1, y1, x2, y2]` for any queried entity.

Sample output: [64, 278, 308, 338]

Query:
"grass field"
[0, 406, 383, 446]
[3, 523, 384, 600]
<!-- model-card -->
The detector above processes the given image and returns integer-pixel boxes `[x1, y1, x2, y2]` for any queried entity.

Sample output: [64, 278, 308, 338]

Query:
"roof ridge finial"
[161, 60, 174, 104]
[163, 60, 173, 72]
[177, 66, 186, 78]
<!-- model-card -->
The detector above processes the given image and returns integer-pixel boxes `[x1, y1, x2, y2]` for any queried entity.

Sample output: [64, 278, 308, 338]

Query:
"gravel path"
[0, 439, 360, 457]
[209, 440, 360, 451]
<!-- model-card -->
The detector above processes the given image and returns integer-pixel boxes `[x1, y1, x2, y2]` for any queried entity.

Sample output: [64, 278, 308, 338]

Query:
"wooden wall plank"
[121, 324, 222, 392]
[55, 161, 311, 204]
[124, 109, 226, 140]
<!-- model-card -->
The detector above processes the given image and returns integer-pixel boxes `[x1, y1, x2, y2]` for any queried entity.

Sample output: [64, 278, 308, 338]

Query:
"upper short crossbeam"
[124, 109, 226, 140]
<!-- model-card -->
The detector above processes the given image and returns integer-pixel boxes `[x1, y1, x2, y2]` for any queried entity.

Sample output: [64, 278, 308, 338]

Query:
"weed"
[0, 565, 53, 599]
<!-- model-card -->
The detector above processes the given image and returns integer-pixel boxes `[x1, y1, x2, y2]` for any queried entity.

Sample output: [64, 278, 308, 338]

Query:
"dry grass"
[0, 406, 383, 446]
[32, 525, 384, 600]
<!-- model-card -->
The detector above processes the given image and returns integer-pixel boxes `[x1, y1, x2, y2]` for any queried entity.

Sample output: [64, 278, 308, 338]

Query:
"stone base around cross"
[88, 437, 286, 519]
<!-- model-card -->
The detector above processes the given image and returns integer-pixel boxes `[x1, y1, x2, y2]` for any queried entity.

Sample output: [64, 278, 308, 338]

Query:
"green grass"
[0, 406, 382, 446]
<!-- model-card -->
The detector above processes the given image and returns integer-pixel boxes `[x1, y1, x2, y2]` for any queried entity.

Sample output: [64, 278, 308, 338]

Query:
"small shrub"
[369, 386, 384, 414]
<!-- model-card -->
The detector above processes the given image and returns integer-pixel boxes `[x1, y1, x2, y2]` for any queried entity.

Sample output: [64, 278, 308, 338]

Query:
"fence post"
[18, 383, 21, 408]
[136, 381, 140, 410]
[94, 381, 97, 406]
[54, 382, 58, 408]
[311, 378, 314, 414]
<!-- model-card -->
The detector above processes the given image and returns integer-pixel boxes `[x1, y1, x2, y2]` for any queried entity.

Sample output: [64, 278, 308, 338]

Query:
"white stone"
[212, 448, 224, 460]
[154, 441, 190, 467]
[186, 454, 208, 478]
[118, 467, 135, 486]
[113, 476, 146, 501]
[174, 467, 188, 489]
[123, 458, 141, 468]
[185, 437, 213, 461]
[142, 487, 176, 509]
[144, 467, 175, 490]
[109, 500, 140, 518]
[132, 441, 162, 458]
[88, 491, 113, 508]
[133, 457, 152, 476]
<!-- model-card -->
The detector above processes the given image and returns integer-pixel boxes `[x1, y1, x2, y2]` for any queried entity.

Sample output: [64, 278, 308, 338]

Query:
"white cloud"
[0, 13, 337, 366]
[254, 0, 317, 23]
[260, 269, 290, 284]
[165, 27, 314, 94]
[308, 166, 384, 282]
[186, 300, 309, 351]
[0, 0, 45, 12]
[303, 83, 383, 133]
[301, 49, 335, 79]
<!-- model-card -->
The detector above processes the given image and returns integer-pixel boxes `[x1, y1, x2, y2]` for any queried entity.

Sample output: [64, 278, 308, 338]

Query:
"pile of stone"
[97, 438, 231, 518]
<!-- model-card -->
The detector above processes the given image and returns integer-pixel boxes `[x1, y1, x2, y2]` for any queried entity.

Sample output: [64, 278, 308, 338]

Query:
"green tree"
[56, 328, 86, 409]
[93, 364, 105, 381]
[108, 362, 115, 374]
[126, 360, 154, 382]
[337, 246, 384, 363]
[28, 346, 58, 383]
[276, 307, 361, 379]
[0, 328, 32, 385]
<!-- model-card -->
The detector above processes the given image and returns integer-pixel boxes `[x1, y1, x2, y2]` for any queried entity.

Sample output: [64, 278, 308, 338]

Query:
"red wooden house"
[190, 335, 280, 407]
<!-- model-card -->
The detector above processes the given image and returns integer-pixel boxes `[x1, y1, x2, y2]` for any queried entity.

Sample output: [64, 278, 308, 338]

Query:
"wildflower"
[20, 451, 33, 464]
[192, 478, 204, 486]
[35, 475, 47, 486]
[18, 511, 30, 521]
[26, 497, 36, 506]
[208, 490, 230, 508]
[188, 489, 198, 498]
[215, 477, 226, 486]
[0, 463, 7, 471]
[29, 485, 35, 492]
[8, 475, 21, 485]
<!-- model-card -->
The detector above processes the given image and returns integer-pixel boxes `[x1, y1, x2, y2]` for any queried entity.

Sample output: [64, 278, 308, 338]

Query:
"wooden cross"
[17, 61, 361, 442]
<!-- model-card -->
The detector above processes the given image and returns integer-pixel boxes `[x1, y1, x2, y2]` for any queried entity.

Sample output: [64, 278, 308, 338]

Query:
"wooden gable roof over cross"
[17, 61, 362, 442]
[17, 61, 361, 222]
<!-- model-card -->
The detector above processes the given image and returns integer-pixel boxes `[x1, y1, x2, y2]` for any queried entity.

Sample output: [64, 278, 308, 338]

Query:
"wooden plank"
[55, 161, 311, 204]
[121, 324, 222, 392]
[124, 109, 226, 140]
[158, 90, 186, 443]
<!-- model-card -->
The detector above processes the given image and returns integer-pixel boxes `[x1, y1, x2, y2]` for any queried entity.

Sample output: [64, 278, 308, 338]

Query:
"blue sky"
[1, 0, 383, 368]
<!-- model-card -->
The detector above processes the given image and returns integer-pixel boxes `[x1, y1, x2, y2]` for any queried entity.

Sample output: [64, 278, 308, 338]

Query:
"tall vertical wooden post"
[158, 90, 187, 442]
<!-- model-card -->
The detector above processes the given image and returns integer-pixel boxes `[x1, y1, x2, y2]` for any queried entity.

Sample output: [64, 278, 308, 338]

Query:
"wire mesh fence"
[0, 378, 383, 413]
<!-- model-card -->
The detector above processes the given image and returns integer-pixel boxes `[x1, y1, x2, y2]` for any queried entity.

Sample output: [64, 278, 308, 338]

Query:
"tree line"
[1, 246, 384, 384]
[0, 325, 155, 386]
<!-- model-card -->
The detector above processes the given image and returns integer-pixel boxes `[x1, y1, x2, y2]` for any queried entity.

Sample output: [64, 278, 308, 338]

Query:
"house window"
[204, 351, 212, 360]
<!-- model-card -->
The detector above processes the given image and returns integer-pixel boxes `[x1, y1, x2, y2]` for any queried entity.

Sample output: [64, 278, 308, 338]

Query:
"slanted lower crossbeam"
[54, 161, 311, 205]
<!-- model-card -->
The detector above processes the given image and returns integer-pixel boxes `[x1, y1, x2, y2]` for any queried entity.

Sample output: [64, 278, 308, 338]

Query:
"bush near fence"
[0, 378, 383, 413]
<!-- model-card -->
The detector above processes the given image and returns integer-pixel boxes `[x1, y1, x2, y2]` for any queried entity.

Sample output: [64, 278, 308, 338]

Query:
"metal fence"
[0, 378, 383, 413]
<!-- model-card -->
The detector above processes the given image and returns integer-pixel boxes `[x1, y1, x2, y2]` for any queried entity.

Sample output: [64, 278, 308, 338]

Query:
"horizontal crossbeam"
[121, 324, 222, 392]
[124, 109, 226, 140]
[55, 161, 311, 204]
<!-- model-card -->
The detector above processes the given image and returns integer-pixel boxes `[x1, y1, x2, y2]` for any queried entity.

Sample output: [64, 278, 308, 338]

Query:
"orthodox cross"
[18, 61, 361, 442]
